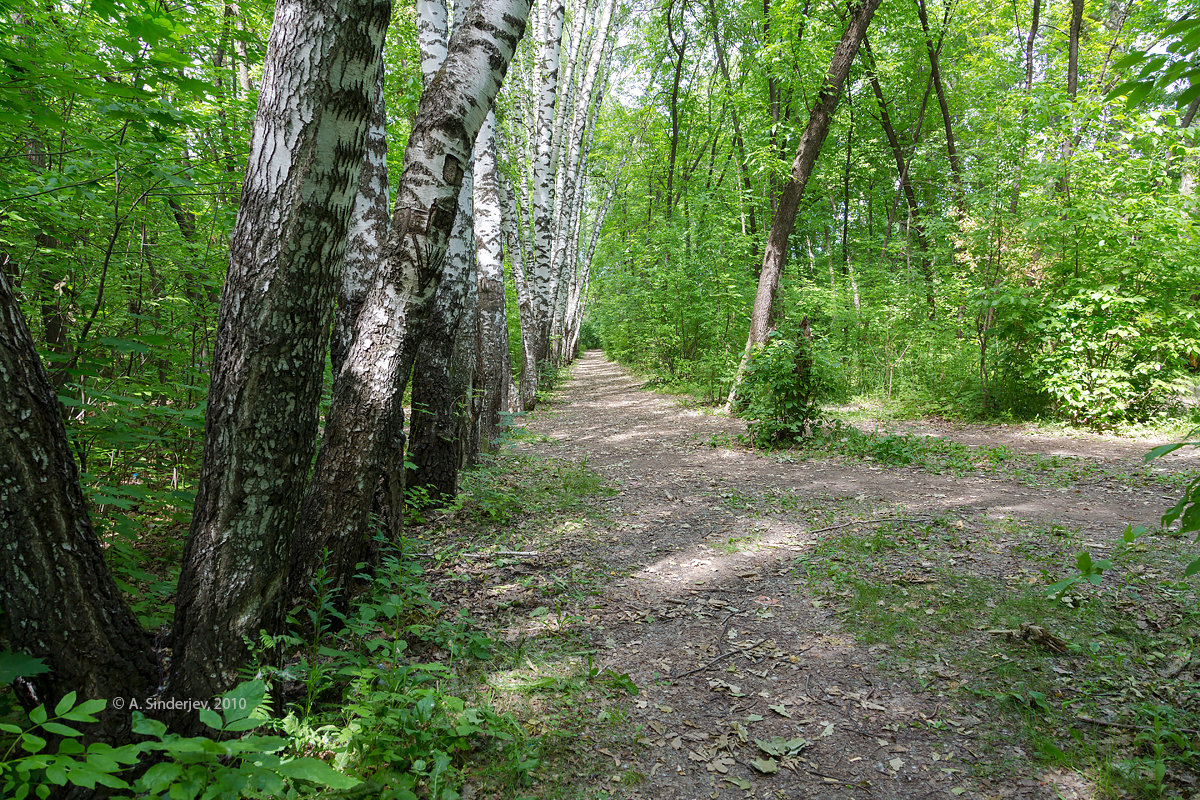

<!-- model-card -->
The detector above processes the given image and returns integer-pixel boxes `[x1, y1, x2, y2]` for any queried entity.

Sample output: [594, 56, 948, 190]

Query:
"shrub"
[737, 321, 840, 448]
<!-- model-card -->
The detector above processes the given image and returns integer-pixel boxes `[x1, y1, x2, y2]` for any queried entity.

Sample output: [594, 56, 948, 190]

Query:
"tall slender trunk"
[726, 0, 881, 410]
[665, 0, 688, 218]
[474, 111, 512, 446]
[502, 172, 541, 410]
[863, 40, 936, 307]
[915, 0, 962, 207]
[1060, 0, 1085, 193]
[529, 0, 566, 368]
[706, 0, 756, 245]
[169, 0, 391, 709]
[290, 0, 533, 602]
[407, 0, 484, 504]
[1010, 0, 1041, 212]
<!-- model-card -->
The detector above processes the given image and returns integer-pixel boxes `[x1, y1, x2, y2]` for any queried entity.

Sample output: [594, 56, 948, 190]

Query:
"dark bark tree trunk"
[726, 0, 881, 409]
[863, 40, 936, 307]
[665, 0, 688, 218]
[1067, 0, 1084, 101]
[290, 0, 534, 602]
[1059, 0, 1085, 193]
[168, 0, 391, 710]
[1025, 0, 1041, 93]
[0, 272, 157, 740]
[915, 0, 962, 206]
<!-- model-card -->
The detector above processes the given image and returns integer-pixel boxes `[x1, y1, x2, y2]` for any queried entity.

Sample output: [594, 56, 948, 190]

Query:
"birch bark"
[170, 0, 391, 705]
[291, 0, 533, 599]
[407, 0, 482, 503]
[474, 110, 514, 444]
[0, 272, 157, 739]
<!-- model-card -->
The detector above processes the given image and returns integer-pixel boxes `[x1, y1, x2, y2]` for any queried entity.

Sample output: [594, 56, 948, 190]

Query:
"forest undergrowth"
[5, 354, 1200, 798]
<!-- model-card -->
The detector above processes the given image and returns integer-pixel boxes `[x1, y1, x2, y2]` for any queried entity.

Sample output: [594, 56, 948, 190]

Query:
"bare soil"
[436, 352, 1200, 800]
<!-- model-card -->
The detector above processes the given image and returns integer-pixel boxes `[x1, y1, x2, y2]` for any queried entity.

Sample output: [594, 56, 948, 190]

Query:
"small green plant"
[1044, 551, 1113, 600]
[1146, 431, 1200, 577]
[1, 692, 142, 799]
[0, 682, 356, 800]
[737, 324, 838, 448]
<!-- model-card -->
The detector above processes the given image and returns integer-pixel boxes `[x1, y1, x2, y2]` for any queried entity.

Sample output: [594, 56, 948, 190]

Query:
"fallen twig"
[462, 550, 539, 559]
[986, 623, 1070, 654]
[671, 639, 766, 681]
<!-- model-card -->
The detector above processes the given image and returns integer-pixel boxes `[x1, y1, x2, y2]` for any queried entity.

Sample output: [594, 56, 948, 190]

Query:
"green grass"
[794, 516, 1200, 799]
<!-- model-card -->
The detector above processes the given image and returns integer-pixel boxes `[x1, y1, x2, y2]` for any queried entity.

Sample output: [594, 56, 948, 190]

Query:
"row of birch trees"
[0, 0, 624, 739]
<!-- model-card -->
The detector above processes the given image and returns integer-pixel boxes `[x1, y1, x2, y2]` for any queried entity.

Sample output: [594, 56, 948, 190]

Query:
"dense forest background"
[588, 0, 1200, 429]
[4, 0, 1200, 796]
[4, 0, 1199, 560]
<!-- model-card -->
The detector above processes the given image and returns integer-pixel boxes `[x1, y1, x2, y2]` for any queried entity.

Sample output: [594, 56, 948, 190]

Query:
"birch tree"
[474, 110, 515, 443]
[291, 0, 534, 600]
[169, 0, 391, 705]
[407, 0, 483, 502]
[0, 272, 157, 739]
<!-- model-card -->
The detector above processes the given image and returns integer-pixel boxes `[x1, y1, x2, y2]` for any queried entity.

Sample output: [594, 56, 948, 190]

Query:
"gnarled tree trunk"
[290, 0, 534, 601]
[169, 0, 391, 708]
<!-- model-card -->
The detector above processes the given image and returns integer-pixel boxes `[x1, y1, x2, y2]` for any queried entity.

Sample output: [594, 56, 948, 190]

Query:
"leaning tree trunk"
[168, 0, 391, 710]
[407, 162, 477, 504]
[290, 0, 534, 602]
[407, 0, 486, 504]
[863, 39, 936, 308]
[0, 272, 158, 740]
[726, 0, 882, 410]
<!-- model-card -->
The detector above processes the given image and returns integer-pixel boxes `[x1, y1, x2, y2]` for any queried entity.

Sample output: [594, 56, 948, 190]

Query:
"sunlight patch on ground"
[633, 517, 814, 586]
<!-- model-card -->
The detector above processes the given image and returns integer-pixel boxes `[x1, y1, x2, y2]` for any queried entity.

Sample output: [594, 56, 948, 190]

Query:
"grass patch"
[795, 517, 1200, 798]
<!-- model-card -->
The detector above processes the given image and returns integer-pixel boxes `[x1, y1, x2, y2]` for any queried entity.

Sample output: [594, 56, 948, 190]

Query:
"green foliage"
[0, 684, 355, 800]
[577, 318, 602, 351]
[1, 692, 141, 799]
[0, 652, 49, 687]
[737, 328, 840, 448]
[1044, 551, 1113, 600]
[257, 543, 540, 798]
[1147, 432, 1200, 578]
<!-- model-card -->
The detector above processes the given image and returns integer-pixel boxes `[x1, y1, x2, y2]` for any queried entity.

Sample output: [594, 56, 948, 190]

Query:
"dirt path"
[510, 352, 1195, 800]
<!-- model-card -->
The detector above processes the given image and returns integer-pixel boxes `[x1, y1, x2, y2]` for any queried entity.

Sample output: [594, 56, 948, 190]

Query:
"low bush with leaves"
[1, 543, 542, 800]
[737, 325, 841, 448]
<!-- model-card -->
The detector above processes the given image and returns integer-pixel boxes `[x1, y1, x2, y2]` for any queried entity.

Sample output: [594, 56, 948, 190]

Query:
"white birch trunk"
[332, 59, 390, 374]
[474, 110, 513, 443]
[171, 0, 391, 705]
[528, 0, 566, 366]
[407, 0, 485, 501]
[291, 0, 533, 599]
[501, 171, 541, 410]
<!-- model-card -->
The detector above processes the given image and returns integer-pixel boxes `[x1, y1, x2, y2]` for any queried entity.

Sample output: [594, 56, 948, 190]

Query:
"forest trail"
[499, 351, 1196, 800]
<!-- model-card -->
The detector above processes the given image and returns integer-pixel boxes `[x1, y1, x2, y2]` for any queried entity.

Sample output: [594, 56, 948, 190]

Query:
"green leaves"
[1045, 551, 1112, 600]
[0, 651, 49, 685]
